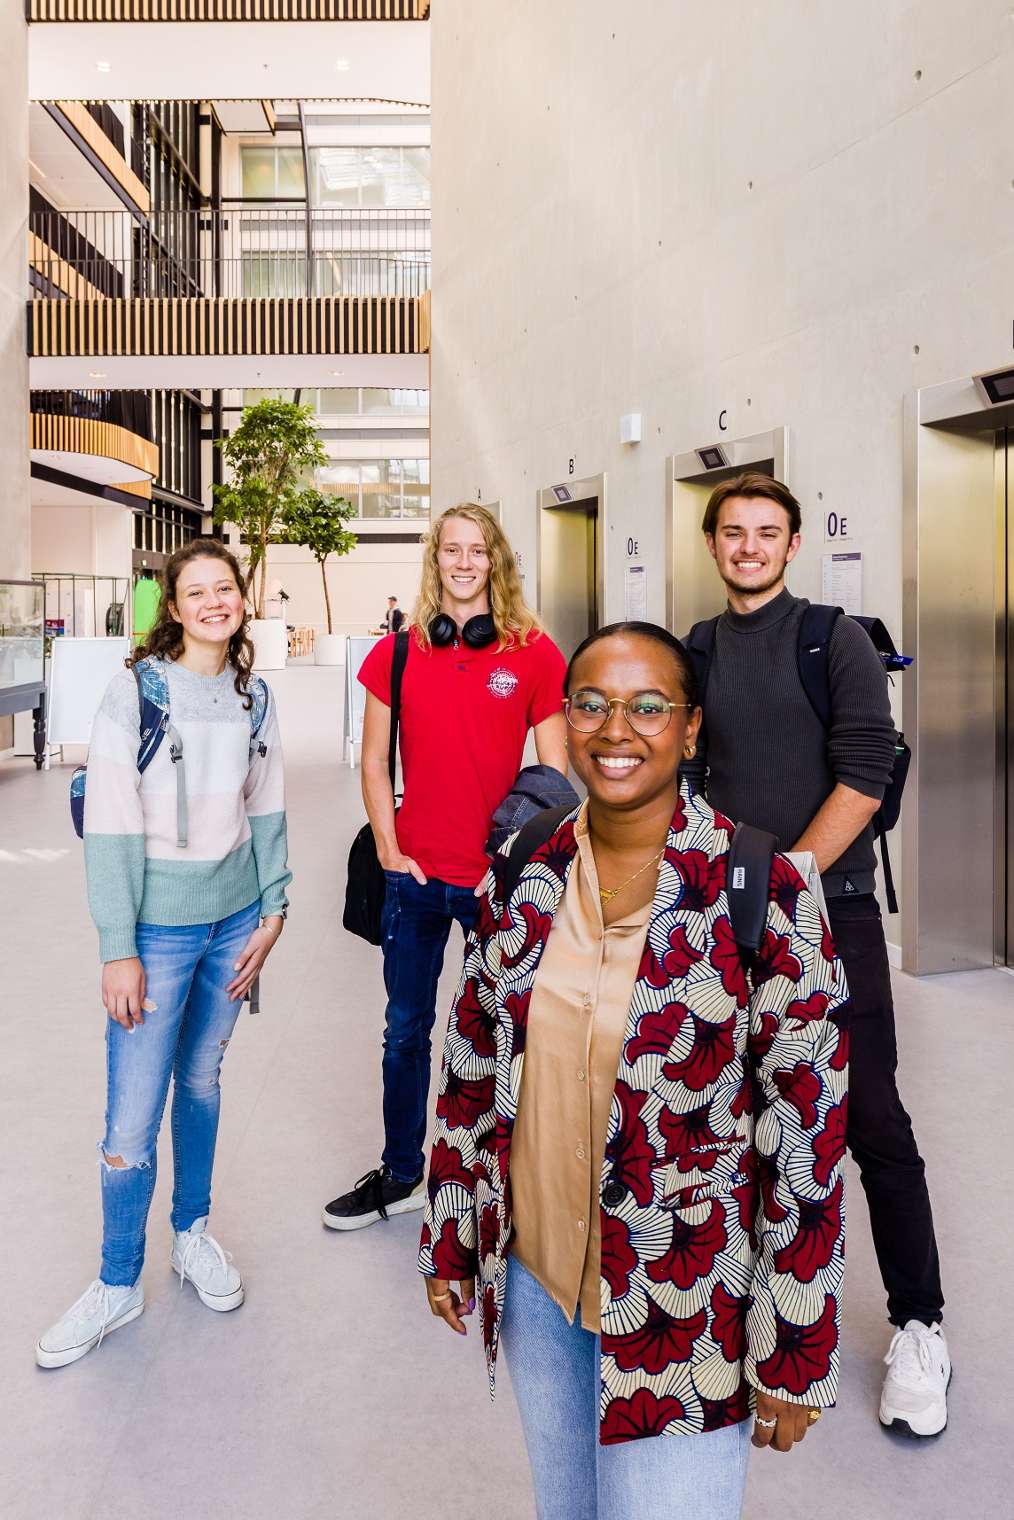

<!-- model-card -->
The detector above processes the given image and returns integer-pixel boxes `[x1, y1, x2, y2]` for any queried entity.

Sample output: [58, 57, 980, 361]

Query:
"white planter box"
[314, 632, 344, 666]
[249, 618, 288, 671]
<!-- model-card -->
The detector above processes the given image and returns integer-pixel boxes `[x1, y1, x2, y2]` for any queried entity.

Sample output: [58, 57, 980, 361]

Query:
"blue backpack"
[71, 656, 270, 847]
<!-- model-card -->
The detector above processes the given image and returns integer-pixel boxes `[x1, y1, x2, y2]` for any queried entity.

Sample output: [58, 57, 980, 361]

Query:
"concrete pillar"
[0, 4, 29, 580]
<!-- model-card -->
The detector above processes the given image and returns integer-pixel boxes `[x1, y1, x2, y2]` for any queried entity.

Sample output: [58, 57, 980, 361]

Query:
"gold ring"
[431, 1291, 452, 1304]
[807, 1409, 822, 1425]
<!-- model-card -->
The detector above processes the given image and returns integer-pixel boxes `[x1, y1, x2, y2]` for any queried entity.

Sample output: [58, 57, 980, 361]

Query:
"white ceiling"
[30, 473, 139, 508]
[29, 21, 429, 105]
[29, 104, 126, 211]
[30, 448, 151, 484]
[30, 353, 430, 389]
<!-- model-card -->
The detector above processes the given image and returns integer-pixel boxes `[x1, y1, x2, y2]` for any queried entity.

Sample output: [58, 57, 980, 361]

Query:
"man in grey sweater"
[688, 471, 949, 1438]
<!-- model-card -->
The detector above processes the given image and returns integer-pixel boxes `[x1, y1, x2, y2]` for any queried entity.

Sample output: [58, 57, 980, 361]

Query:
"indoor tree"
[280, 488, 358, 636]
[212, 398, 327, 619]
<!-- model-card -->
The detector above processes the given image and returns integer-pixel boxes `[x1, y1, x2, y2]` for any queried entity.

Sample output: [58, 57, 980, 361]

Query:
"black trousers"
[827, 894, 944, 1327]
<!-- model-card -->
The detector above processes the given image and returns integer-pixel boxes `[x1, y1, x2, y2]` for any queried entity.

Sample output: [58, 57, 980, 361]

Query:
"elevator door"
[538, 491, 600, 660]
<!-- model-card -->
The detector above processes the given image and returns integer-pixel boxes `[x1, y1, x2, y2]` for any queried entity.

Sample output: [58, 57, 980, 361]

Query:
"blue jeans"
[380, 871, 478, 1183]
[99, 901, 259, 1287]
[500, 1257, 751, 1520]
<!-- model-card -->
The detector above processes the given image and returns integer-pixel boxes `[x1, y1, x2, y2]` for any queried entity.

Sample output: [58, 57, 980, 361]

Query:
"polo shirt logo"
[488, 667, 519, 700]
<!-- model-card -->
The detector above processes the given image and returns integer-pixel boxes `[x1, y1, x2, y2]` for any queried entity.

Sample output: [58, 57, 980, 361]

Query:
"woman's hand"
[752, 1392, 821, 1454]
[380, 849, 427, 886]
[102, 957, 149, 1031]
[426, 1275, 476, 1335]
[226, 916, 284, 1002]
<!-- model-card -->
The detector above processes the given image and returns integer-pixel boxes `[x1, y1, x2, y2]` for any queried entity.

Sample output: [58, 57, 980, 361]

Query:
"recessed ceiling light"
[89, 371, 107, 378]
[330, 370, 344, 377]
[96, 60, 112, 72]
[335, 59, 350, 71]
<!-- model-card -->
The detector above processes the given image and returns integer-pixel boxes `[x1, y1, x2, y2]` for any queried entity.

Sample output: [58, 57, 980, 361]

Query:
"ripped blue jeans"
[99, 902, 259, 1286]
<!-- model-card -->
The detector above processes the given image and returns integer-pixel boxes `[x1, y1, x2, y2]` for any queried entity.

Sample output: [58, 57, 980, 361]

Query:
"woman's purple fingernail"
[468, 1298, 476, 1311]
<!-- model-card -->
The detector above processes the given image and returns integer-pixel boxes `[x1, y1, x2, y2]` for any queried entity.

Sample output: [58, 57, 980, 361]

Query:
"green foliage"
[280, 488, 358, 635]
[212, 398, 328, 618]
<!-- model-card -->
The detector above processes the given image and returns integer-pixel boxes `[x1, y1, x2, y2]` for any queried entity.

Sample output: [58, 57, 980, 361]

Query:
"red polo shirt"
[359, 628, 567, 887]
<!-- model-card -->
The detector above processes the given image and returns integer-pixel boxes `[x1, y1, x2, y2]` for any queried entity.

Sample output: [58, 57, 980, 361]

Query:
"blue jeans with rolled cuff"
[98, 901, 259, 1287]
[380, 871, 478, 1184]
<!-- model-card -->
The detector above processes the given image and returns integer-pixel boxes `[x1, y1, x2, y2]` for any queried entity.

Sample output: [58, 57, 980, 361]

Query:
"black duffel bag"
[343, 631, 409, 944]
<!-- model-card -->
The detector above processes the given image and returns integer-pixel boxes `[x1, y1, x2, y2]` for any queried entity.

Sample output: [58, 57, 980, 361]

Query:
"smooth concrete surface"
[2, 665, 1011, 1519]
[0, 0, 30, 581]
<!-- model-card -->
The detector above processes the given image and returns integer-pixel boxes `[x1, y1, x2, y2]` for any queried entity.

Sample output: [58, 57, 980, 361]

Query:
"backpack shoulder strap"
[728, 822, 779, 961]
[248, 674, 270, 741]
[387, 630, 410, 788]
[685, 615, 720, 701]
[132, 656, 172, 773]
[500, 804, 574, 905]
[796, 603, 842, 731]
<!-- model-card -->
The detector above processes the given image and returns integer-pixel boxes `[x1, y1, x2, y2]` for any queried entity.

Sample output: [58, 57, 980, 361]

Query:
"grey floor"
[2, 664, 1011, 1520]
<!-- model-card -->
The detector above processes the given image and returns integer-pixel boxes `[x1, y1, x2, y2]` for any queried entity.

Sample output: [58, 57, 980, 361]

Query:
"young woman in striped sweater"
[37, 540, 291, 1368]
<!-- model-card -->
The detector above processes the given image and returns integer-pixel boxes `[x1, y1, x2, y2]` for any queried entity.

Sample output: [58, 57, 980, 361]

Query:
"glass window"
[277, 148, 306, 199]
[314, 148, 360, 208]
[241, 148, 276, 200]
[317, 389, 360, 414]
[359, 147, 401, 208]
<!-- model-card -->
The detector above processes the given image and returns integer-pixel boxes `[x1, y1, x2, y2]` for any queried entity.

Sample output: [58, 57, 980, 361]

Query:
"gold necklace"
[598, 847, 665, 906]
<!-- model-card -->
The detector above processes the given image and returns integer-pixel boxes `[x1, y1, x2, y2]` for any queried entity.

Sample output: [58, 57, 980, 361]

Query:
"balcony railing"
[30, 207, 431, 302]
[31, 388, 153, 440]
[28, 0, 429, 18]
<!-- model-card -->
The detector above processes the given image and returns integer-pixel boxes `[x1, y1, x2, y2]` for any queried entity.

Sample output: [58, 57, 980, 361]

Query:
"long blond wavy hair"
[411, 503, 543, 650]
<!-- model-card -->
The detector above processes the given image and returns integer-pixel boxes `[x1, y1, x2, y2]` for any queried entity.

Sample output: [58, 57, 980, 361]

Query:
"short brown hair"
[701, 471, 801, 538]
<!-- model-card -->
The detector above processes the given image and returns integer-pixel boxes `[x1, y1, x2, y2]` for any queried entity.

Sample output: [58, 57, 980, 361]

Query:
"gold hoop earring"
[683, 742, 697, 759]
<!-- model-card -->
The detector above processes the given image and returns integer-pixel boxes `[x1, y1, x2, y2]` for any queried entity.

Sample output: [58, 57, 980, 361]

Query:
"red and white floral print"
[419, 782, 849, 1446]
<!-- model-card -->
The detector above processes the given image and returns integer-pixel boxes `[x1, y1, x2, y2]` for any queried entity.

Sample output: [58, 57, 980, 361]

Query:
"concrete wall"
[0, 5, 30, 581]
[430, 0, 1014, 640]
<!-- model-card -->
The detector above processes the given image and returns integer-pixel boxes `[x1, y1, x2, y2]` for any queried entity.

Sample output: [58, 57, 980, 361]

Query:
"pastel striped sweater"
[84, 659, 291, 962]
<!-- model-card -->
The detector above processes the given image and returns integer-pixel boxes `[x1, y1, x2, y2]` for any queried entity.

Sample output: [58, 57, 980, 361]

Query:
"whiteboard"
[343, 634, 384, 767]
[48, 637, 131, 747]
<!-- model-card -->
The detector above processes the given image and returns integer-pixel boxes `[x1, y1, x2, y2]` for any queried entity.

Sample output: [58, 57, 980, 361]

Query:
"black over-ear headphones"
[428, 612, 497, 648]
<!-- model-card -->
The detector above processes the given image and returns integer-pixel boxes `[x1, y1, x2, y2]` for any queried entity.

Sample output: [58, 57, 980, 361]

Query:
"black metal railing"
[30, 389, 153, 440]
[83, 102, 126, 159]
[29, 207, 431, 301]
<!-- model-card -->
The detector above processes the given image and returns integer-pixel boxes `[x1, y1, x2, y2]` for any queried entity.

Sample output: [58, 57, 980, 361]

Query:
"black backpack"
[685, 604, 912, 913]
[500, 807, 777, 968]
[343, 631, 410, 944]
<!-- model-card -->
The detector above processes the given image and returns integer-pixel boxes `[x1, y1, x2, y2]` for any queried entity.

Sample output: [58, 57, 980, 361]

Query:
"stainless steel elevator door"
[538, 497, 599, 660]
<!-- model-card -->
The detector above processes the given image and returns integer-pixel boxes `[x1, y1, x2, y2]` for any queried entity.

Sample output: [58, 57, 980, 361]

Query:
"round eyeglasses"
[564, 689, 693, 737]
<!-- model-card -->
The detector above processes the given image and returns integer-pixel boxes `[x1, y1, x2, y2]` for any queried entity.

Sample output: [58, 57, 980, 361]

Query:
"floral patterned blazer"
[419, 782, 849, 1446]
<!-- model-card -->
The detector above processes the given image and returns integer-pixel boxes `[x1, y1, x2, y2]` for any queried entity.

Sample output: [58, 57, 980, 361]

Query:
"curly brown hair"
[129, 538, 255, 707]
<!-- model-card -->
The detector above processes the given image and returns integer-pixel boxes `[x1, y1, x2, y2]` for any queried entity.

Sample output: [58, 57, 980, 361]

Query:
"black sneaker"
[322, 1165, 426, 1231]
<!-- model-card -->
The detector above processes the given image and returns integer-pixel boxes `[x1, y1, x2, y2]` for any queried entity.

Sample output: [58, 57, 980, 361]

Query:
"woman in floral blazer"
[420, 622, 849, 1520]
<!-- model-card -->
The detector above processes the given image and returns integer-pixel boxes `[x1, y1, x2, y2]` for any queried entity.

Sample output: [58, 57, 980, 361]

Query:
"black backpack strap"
[387, 631, 410, 789]
[684, 616, 719, 703]
[728, 822, 778, 965]
[500, 805, 574, 905]
[797, 604, 843, 731]
[682, 616, 720, 794]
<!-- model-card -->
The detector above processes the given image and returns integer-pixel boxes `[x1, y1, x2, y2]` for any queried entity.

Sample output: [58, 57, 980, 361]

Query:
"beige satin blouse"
[508, 810, 652, 1333]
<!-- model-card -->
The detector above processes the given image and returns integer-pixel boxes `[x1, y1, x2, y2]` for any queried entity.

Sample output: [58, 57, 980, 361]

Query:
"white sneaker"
[171, 1218, 244, 1312]
[879, 1320, 951, 1437]
[36, 1279, 144, 1369]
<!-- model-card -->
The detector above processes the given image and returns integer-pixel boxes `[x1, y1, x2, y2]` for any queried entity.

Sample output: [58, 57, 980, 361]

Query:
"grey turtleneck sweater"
[697, 587, 897, 898]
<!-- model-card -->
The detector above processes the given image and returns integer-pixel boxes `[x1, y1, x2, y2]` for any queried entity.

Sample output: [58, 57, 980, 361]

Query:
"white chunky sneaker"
[36, 1279, 144, 1369]
[171, 1218, 244, 1312]
[879, 1320, 951, 1437]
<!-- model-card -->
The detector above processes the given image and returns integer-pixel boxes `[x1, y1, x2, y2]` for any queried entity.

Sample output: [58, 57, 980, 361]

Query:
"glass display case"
[0, 579, 47, 768]
[0, 580, 44, 690]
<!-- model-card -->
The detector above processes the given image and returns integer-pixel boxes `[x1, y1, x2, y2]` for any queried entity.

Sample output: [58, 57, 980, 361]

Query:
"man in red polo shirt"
[324, 504, 568, 1229]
